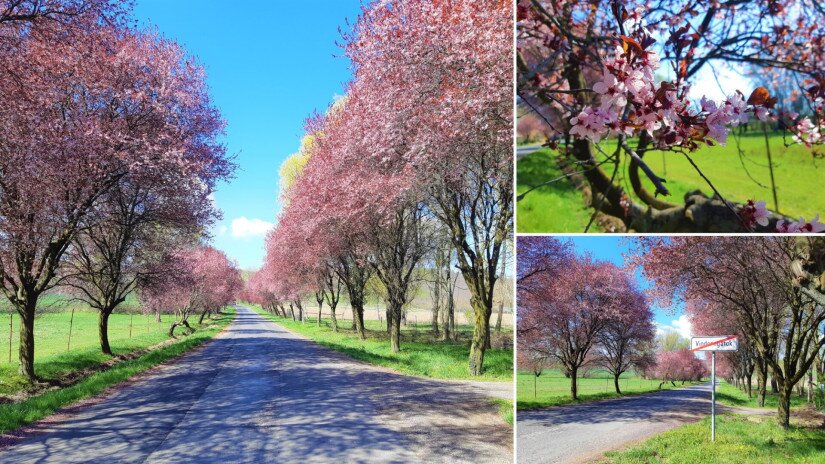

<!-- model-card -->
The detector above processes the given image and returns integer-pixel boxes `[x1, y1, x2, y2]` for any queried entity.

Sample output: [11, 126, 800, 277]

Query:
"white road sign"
[691, 336, 738, 352]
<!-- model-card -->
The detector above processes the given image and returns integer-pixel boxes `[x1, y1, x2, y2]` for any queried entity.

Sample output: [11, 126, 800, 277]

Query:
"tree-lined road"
[517, 382, 719, 464]
[0, 306, 511, 463]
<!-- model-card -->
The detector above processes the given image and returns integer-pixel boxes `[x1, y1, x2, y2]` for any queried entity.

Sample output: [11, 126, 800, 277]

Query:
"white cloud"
[230, 216, 273, 238]
[655, 314, 693, 340]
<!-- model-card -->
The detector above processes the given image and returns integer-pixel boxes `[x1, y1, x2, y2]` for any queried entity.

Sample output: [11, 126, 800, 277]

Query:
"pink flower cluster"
[740, 199, 824, 233]
[791, 117, 822, 148]
[776, 216, 825, 233]
[739, 200, 769, 228]
[569, 35, 771, 150]
[569, 107, 619, 142]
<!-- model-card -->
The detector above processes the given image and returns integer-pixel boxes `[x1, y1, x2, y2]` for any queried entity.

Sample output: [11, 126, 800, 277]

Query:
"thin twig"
[683, 153, 753, 231]
[621, 141, 670, 196]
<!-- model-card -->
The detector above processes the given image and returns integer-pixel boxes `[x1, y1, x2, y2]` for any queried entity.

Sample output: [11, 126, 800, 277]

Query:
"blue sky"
[561, 236, 691, 339]
[133, 1, 363, 269]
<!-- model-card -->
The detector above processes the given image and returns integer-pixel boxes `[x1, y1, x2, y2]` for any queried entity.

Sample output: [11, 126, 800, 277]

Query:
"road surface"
[517, 382, 725, 464]
[517, 145, 543, 160]
[0, 306, 511, 463]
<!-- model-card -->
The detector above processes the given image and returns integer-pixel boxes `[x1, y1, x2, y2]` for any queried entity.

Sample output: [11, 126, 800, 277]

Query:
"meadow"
[517, 368, 702, 410]
[0, 308, 182, 397]
[517, 133, 825, 232]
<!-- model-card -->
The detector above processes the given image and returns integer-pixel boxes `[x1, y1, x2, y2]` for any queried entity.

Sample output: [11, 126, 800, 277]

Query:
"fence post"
[67, 306, 75, 352]
[129, 313, 133, 338]
[8, 313, 12, 363]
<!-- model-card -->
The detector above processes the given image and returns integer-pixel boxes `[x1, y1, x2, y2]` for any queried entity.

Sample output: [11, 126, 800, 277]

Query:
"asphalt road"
[517, 382, 720, 464]
[517, 144, 546, 160]
[0, 305, 511, 463]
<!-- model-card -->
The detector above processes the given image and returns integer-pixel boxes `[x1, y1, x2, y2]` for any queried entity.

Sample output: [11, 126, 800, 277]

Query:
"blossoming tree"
[0, 6, 231, 380]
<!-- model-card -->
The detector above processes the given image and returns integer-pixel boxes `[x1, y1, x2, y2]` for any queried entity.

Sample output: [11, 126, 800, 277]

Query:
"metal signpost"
[691, 336, 739, 442]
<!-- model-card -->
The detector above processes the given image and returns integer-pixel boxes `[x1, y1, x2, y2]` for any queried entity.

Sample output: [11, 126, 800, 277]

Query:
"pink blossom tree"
[634, 236, 825, 427]
[342, 0, 513, 373]
[518, 238, 656, 399]
[595, 297, 656, 394]
[652, 349, 708, 388]
[140, 246, 240, 337]
[0, 7, 231, 380]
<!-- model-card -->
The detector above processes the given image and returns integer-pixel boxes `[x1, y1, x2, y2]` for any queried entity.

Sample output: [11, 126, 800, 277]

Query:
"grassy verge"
[517, 369, 702, 410]
[517, 133, 825, 232]
[603, 413, 825, 463]
[1, 310, 181, 396]
[0, 308, 234, 435]
[714, 380, 813, 411]
[250, 305, 512, 381]
[492, 398, 514, 426]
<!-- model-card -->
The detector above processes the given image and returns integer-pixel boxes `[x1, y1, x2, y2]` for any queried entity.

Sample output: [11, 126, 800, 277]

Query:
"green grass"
[250, 305, 513, 381]
[603, 413, 825, 464]
[0, 308, 234, 434]
[714, 380, 812, 411]
[517, 149, 603, 232]
[0, 309, 182, 396]
[517, 369, 702, 410]
[517, 133, 825, 232]
[492, 398, 514, 426]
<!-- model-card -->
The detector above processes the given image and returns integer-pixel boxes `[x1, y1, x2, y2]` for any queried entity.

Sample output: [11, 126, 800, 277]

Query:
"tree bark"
[18, 304, 36, 380]
[351, 300, 366, 340]
[330, 305, 338, 332]
[570, 365, 579, 400]
[614, 373, 622, 395]
[197, 308, 208, 325]
[777, 384, 793, 429]
[757, 361, 768, 407]
[99, 310, 112, 355]
[495, 300, 503, 333]
[389, 299, 402, 353]
[468, 297, 489, 375]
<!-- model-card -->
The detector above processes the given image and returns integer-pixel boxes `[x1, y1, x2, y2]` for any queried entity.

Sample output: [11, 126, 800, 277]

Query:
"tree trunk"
[468, 297, 489, 376]
[295, 300, 303, 322]
[18, 304, 36, 380]
[495, 300, 503, 333]
[614, 373, 622, 395]
[807, 369, 814, 403]
[99, 310, 112, 355]
[747, 375, 753, 399]
[448, 294, 455, 337]
[330, 305, 338, 332]
[431, 299, 439, 335]
[440, 295, 452, 341]
[777, 383, 793, 429]
[570, 365, 579, 400]
[771, 377, 778, 394]
[198, 308, 208, 325]
[317, 302, 322, 327]
[389, 300, 402, 353]
[484, 308, 492, 350]
[757, 362, 768, 407]
[386, 308, 391, 334]
[352, 302, 366, 340]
